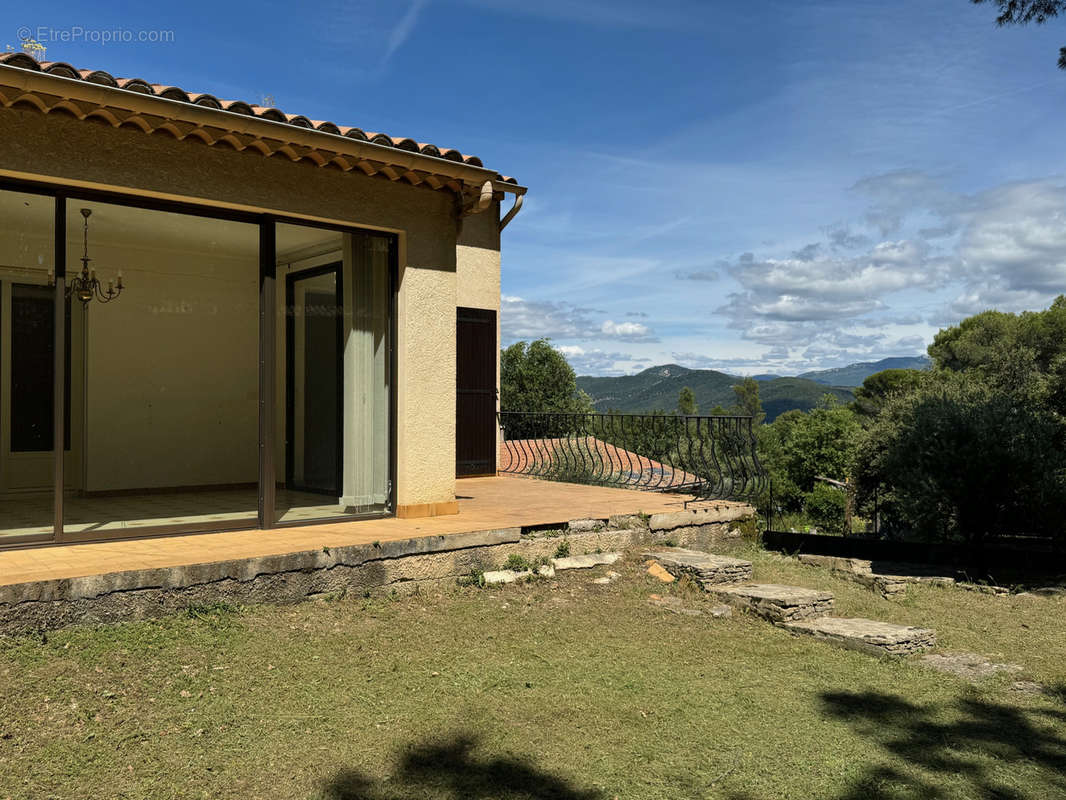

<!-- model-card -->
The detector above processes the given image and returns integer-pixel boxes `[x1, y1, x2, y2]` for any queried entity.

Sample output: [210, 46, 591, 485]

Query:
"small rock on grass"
[1010, 680, 1046, 695]
[1016, 586, 1066, 598]
[591, 571, 621, 585]
[484, 565, 555, 584]
[483, 569, 526, 585]
[710, 605, 732, 618]
[648, 594, 701, 616]
[645, 561, 675, 583]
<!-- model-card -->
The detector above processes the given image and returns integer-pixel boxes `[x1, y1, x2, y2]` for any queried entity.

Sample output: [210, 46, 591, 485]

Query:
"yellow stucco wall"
[0, 107, 503, 510]
[456, 209, 502, 311]
[455, 209, 503, 472]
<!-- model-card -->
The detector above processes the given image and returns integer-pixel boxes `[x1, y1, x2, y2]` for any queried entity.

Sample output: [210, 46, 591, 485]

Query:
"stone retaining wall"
[0, 503, 755, 635]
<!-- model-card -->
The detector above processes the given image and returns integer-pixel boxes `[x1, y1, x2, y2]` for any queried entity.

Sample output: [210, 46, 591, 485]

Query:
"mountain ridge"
[575, 357, 929, 421]
[576, 364, 852, 421]
[797, 356, 930, 386]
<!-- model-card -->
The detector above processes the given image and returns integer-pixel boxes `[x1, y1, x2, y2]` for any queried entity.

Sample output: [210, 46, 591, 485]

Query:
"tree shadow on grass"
[321, 733, 603, 800]
[817, 688, 1066, 800]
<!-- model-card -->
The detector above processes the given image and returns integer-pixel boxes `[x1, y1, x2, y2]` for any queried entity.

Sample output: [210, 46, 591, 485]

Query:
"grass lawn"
[1, 541, 1064, 799]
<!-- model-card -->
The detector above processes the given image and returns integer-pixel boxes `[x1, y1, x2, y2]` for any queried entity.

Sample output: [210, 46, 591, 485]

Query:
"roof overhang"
[0, 63, 526, 207]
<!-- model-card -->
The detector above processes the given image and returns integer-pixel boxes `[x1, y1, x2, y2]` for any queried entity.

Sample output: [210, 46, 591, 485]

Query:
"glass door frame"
[284, 261, 344, 498]
[0, 176, 398, 547]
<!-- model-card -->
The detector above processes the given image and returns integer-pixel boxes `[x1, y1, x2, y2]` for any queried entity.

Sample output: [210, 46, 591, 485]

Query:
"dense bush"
[757, 397, 861, 520]
[854, 370, 1066, 543]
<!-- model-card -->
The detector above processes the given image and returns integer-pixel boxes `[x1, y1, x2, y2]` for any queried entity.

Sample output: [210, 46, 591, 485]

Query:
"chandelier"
[49, 208, 124, 304]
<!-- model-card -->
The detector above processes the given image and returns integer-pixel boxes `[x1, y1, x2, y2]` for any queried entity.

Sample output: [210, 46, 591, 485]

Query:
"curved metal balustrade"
[497, 412, 767, 502]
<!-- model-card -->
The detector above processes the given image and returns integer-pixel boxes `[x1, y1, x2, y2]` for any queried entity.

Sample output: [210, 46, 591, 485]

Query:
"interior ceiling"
[0, 188, 341, 260]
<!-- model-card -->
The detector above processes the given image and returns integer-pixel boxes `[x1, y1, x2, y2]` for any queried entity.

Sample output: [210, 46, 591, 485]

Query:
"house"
[0, 52, 525, 547]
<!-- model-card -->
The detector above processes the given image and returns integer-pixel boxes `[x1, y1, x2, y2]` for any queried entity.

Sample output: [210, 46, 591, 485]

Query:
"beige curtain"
[342, 231, 390, 510]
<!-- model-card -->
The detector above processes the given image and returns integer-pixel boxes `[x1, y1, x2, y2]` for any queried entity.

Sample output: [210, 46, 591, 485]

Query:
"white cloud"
[558, 346, 641, 375]
[720, 239, 943, 331]
[675, 268, 721, 281]
[453, 0, 707, 30]
[382, 0, 429, 66]
[600, 320, 655, 340]
[501, 297, 658, 343]
[952, 180, 1066, 309]
[713, 172, 1066, 364]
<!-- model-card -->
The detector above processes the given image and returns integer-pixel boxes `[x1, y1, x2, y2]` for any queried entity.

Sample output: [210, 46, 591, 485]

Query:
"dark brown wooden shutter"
[456, 307, 497, 478]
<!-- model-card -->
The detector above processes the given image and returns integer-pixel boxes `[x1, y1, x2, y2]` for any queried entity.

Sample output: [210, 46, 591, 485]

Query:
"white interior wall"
[77, 206, 259, 492]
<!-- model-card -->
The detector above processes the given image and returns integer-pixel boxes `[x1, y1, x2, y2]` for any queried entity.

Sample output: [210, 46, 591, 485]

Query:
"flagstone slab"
[917, 651, 1021, 679]
[784, 616, 936, 656]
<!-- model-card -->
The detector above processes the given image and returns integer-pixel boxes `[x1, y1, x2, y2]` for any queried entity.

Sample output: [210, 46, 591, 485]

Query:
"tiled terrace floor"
[0, 476, 695, 588]
[0, 489, 378, 538]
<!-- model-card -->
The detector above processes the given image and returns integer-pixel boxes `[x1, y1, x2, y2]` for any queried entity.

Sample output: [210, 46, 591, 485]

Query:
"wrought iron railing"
[497, 411, 767, 502]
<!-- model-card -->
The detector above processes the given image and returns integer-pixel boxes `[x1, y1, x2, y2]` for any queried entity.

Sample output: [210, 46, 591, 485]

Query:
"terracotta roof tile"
[0, 52, 503, 176]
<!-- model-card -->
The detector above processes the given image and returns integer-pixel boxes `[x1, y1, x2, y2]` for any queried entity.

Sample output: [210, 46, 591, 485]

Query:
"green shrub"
[503, 554, 532, 572]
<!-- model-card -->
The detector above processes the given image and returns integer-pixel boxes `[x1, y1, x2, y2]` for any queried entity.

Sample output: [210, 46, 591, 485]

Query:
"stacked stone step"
[643, 546, 937, 657]
[708, 583, 835, 623]
[796, 554, 954, 599]
[642, 548, 753, 588]
[783, 617, 936, 657]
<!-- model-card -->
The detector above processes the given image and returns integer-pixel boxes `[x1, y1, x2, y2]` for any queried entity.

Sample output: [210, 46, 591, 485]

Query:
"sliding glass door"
[0, 180, 396, 546]
[274, 223, 392, 525]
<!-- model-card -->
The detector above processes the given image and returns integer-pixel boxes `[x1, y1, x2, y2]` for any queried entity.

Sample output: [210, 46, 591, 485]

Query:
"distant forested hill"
[576, 365, 853, 421]
[797, 356, 930, 387]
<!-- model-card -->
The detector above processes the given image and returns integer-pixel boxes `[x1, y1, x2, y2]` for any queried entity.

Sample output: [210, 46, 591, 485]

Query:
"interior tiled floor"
[0, 476, 711, 587]
[0, 488, 382, 539]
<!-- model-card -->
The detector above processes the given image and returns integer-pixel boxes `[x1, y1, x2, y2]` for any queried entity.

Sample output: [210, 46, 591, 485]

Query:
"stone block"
[551, 552, 621, 571]
[607, 514, 649, 530]
[567, 518, 606, 532]
[483, 569, 529, 585]
[648, 503, 753, 532]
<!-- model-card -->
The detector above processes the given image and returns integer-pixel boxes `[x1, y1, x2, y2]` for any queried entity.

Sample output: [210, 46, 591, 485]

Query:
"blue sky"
[6, 1, 1066, 375]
